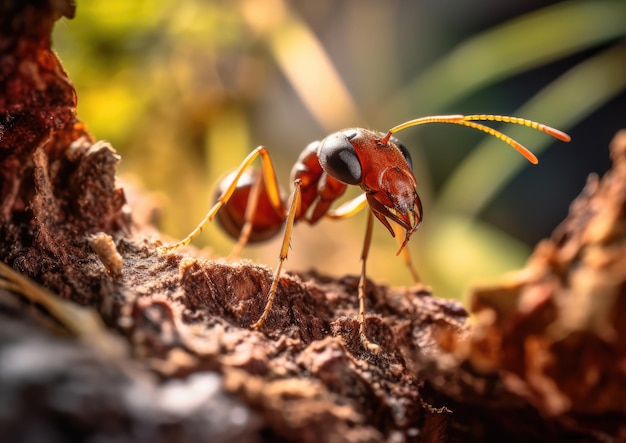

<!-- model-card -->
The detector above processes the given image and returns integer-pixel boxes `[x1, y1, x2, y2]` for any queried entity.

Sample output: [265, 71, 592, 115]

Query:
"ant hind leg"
[157, 146, 285, 254]
[226, 171, 265, 259]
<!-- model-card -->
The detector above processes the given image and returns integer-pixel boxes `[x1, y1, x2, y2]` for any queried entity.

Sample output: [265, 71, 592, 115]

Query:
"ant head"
[315, 114, 570, 253]
[318, 129, 414, 186]
[318, 128, 422, 253]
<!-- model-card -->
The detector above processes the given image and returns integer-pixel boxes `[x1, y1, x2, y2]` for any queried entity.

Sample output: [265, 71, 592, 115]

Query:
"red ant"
[158, 114, 570, 351]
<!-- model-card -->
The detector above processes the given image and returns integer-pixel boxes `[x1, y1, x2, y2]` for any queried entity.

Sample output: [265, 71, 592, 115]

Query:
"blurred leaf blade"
[436, 41, 626, 218]
[385, 0, 626, 116]
[241, 0, 361, 131]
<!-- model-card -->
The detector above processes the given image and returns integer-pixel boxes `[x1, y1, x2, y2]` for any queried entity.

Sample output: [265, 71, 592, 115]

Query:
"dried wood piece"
[433, 131, 626, 441]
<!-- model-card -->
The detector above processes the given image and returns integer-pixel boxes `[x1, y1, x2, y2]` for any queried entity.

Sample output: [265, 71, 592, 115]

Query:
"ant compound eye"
[318, 131, 362, 185]
[391, 136, 413, 171]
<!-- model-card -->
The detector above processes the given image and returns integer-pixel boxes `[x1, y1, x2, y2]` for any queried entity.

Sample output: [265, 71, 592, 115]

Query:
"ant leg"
[226, 171, 263, 259]
[250, 179, 302, 330]
[157, 146, 285, 253]
[325, 193, 368, 220]
[358, 210, 381, 353]
[324, 193, 381, 351]
[329, 194, 421, 284]
[392, 223, 421, 283]
[329, 195, 420, 283]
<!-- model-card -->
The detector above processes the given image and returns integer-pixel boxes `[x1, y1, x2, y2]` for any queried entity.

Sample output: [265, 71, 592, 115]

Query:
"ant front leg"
[328, 195, 421, 284]
[358, 210, 381, 353]
[325, 194, 382, 352]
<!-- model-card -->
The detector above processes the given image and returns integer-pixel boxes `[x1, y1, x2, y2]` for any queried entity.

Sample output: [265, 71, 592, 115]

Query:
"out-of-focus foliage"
[53, 0, 626, 300]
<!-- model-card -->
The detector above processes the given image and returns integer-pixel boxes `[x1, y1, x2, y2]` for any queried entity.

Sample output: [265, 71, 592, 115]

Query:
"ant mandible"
[158, 114, 570, 352]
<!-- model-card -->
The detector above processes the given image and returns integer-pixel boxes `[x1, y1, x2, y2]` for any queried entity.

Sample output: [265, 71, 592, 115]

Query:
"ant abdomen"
[213, 170, 286, 243]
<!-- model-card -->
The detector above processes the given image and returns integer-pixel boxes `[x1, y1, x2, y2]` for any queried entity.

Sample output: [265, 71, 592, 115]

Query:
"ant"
[158, 114, 570, 351]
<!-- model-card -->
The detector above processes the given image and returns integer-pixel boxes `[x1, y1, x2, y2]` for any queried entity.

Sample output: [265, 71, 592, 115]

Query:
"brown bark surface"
[0, 1, 624, 442]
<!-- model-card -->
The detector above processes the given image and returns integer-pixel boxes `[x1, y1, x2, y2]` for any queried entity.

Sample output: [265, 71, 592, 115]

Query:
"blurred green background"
[52, 0, 626, 300]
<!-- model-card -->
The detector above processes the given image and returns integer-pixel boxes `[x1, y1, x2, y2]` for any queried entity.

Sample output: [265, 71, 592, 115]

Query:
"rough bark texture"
[426, 129, 626, 442]
[0, 1, 624, 442]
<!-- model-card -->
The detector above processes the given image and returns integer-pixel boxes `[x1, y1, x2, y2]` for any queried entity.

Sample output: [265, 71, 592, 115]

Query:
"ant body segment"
[158, 114, 570, 352]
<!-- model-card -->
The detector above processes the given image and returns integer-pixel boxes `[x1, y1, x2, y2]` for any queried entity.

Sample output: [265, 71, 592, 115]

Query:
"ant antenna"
[380, 114, 571, 165]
